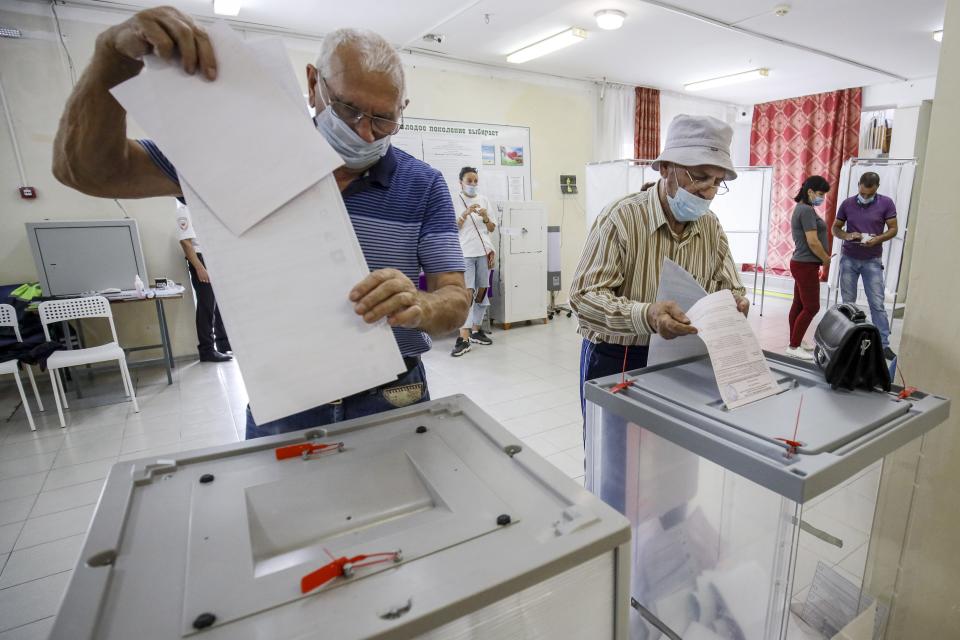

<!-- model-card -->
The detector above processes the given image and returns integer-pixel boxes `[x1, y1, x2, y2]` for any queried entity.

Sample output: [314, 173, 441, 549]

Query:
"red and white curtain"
[634, 87, 660, 159]
[750, 88, 861, 276]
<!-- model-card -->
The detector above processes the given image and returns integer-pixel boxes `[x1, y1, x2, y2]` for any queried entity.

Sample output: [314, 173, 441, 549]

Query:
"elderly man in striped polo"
[570, 114, 749, 512]
[52, 6, 471, 439]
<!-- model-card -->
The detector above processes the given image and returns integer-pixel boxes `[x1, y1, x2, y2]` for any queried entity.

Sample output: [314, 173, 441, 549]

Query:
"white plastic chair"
[0, 304, 44, 431]
[38, 296, 139, 428]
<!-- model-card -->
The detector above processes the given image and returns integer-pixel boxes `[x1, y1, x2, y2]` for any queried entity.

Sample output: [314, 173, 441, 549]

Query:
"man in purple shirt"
[832, 172, 899, 359]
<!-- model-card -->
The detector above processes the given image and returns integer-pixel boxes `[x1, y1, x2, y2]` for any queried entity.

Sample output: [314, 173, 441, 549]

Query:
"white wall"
[659, 92, 753, 167]
[888, 106, 922, 159]
[0, 5, 198, 359]
[862, 76, 937, 109]
[868, 2, 960, 635]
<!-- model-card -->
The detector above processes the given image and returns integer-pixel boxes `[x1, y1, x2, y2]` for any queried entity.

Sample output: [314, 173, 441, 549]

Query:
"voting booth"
[51, 396, 631, 640]
[827, 158, 918, 307]
[584, 354, 949, 640]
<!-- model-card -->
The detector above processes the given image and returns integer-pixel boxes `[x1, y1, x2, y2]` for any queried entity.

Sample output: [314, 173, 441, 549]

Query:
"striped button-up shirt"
[570, 182, 745, 346]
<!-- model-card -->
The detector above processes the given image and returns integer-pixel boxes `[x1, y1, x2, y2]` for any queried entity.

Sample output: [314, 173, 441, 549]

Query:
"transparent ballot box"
[51, 396, 630, 640]
[584, 354, 949, 640]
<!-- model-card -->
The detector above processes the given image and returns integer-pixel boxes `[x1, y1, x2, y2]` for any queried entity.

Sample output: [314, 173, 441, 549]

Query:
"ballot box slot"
[181, 431, 515, 634]
[612, 358, 911, 456]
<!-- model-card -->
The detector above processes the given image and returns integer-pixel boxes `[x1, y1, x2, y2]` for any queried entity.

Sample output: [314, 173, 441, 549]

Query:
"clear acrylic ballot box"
[51, 396, 631, 640]
[584, 353, 949, 640]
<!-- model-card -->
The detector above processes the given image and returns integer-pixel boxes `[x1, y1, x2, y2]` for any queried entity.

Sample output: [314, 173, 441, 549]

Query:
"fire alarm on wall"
[19, 186, 37, 199]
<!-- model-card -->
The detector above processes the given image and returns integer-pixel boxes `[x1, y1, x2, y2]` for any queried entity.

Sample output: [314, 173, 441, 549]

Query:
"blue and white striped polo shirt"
[138, 139, 465, 357]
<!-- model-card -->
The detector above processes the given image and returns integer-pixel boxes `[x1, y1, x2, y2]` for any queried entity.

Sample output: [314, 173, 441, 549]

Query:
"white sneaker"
[786, 346, 814, 361]
[800, 341, 815, 352]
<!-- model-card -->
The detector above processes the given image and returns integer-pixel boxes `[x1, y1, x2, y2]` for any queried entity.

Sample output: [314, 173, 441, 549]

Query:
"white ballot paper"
[685, 291, 782, 409]
[111, 23, 406, 423]
[111, 22, 341, 235]
[648, 258, 709, 367]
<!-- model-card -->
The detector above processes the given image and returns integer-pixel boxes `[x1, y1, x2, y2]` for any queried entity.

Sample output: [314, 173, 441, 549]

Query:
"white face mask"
[462, 184, 478, 197]
[666, 168, 712, 222]
[314, 104, 391, 171]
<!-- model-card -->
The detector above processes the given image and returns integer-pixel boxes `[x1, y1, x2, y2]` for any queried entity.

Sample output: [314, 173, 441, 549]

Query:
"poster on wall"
[482, 145, 496, 165]
[500, 145, 524, 166]
[393, 117, 532, 204]
[422, 138, 482, 187]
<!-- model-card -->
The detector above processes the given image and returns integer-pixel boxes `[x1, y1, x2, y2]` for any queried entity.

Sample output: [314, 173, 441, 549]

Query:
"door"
[509, 210, 545, 254]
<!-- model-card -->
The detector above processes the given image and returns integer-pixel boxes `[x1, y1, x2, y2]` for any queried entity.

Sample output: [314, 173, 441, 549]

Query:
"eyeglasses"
[680, 167, 729, 196]
[319, 78, 404, 137]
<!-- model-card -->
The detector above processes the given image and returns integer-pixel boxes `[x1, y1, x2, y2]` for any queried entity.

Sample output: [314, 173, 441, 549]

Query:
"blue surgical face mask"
[666, 172, 712, 222]
[314, 104, 391, 171]
[812, 196, 825, 206]
[857, 194, 875, 205]
[462, 184, 478, 197]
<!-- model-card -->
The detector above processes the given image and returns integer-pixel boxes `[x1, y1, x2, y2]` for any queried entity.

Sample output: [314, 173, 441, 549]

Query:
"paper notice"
[508, 175, 525, 201]
[685, 290, 782, 409]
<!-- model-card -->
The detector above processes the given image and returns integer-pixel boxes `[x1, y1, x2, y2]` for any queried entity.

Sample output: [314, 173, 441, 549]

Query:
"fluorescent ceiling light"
[685, 68, 770, 92]
[213, 0, 242, 16]
[933, 29, 943, 42]
[595, 9, 627, 30]
[507, 28, 587, 64]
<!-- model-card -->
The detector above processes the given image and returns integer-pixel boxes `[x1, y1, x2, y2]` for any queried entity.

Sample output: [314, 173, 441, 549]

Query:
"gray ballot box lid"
[584, 352, 949, 503]
[50, 395, 630, 640]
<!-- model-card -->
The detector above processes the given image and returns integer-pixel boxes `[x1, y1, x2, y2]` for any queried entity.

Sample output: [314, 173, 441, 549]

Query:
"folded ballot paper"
[111, 22, 406, 424]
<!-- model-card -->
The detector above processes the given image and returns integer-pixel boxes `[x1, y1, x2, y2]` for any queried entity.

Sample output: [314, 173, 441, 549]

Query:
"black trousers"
[187, 254, 228, 353]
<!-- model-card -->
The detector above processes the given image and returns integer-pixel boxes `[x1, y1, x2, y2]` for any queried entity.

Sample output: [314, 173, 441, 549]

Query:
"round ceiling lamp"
[594, 9, 627, 31]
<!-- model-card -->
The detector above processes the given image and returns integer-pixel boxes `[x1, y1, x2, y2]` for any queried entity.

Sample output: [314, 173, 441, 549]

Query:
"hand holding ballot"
[646, 291, 749, 342]
[351, 269, 422, 329]
[647, 260, 779, 408]
[646, 300, 698, 340]
[734, 295, 750, 316]
[99, 6, 217, 80]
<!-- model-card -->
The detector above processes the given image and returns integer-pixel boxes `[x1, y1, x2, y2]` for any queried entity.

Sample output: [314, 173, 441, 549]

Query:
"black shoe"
[451, 338, 471, 357]
[216, 343, 233, 354]
[199, 350, 233, 363]
[470, 330, 492, 345]
[883, 346, 897, 361]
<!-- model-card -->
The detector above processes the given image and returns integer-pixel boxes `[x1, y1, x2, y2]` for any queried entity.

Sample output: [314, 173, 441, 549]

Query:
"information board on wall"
[392, 117, 532, 205]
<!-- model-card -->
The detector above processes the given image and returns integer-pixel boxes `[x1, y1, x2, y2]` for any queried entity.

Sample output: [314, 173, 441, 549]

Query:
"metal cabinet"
[491, 201, 548, 327]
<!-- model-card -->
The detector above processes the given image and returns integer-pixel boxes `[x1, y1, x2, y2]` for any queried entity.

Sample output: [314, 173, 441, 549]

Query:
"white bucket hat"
[652, 114, 738, 181]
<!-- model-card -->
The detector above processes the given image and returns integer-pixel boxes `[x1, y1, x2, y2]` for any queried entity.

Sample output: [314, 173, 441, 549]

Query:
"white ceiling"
[81, 0, 946, 104]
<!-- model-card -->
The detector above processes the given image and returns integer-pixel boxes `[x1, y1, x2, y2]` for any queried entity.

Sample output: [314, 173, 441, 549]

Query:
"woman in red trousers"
[787, 175, 832, 360]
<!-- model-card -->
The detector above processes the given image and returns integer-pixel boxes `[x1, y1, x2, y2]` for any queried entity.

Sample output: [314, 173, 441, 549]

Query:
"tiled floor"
[0, 294, 900, 637]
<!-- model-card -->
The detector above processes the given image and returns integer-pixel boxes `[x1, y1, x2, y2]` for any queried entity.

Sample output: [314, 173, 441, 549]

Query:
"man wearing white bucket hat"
[571, 114, 748, 512]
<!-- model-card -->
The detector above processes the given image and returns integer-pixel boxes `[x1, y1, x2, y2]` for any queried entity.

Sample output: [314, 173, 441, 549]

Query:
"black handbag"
[813, 304, 891, 391]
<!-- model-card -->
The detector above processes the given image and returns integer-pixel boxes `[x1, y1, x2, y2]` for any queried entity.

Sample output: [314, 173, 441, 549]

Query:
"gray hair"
[317, 28, 405, 97]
